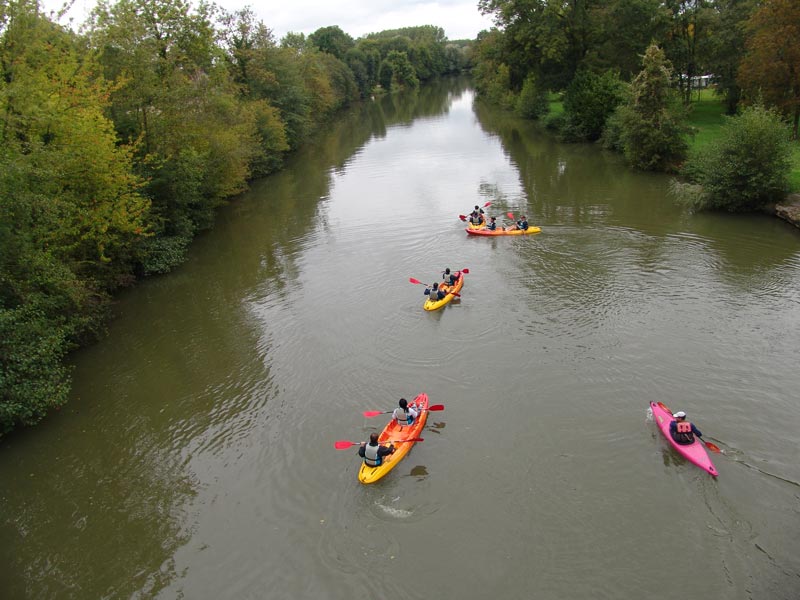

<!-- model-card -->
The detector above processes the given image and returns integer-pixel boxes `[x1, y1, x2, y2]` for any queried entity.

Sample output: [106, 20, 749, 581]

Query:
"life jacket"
[363, 443, 382, 467]
[469, 213, 483, 225]
[673, 421, 694, 445]
[518, 220, 528, 230]
[487, 221, 497, 230]
[394, 407, 415, 426]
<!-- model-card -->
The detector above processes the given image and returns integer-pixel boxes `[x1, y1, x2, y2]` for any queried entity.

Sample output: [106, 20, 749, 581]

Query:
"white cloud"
[44, 0, 495, 41]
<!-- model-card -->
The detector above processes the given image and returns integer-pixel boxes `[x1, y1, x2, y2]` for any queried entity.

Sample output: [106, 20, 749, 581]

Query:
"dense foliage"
[0, 1, 471, 435]
[611, 44, 689, 171]
[475, 0, 800, 167]
[675, 104, 792, 211]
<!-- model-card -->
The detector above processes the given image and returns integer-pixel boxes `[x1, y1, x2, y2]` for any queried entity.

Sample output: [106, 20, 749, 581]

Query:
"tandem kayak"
[650, 401, 718, 477]
[358, 393, 429, 484]
[465, 225, 541, 236]
[423, 271, 464, 311]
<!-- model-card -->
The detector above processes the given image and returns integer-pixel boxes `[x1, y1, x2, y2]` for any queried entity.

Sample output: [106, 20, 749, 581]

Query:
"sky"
[50, 0, 497, 41]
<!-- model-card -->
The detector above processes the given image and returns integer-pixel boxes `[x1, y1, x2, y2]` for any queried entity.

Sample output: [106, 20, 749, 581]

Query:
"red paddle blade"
[459, 215, 467, 221]
[483, 201, 491, 207]
[460, 268, 469, 274]
[427, 404, 444, 411]
[334, 441, 357, 449]
[409, 277, 426, 285]
[362, 410, 386, 417]
[704, 441, 721, 453]
[507, 212, 514, 219]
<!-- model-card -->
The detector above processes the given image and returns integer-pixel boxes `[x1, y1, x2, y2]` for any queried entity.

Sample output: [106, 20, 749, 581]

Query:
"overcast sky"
[52, 0, 496, 41]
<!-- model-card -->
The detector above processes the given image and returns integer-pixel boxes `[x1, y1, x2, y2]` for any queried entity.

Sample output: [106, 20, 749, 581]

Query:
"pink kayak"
[650, 401, 718, 477]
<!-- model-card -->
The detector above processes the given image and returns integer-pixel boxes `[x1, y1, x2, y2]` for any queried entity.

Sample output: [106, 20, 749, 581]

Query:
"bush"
[516, 74, 549, 119]
[676, 104, 792, 211]
[0, 306, 71, 435]
[561, 70, 624, 142]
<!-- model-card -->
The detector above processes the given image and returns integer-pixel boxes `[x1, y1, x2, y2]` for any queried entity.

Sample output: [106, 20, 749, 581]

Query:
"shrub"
[561, 70, 624, 141]
[516, 74, 549, 119]
[676, 104, 792, 211]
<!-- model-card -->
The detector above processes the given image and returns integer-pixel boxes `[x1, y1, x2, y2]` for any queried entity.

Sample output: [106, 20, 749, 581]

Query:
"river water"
[2, 77, 799, 599]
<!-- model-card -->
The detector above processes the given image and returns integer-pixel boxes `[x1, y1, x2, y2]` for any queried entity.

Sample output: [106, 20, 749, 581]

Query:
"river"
[2, 76, 799, 599]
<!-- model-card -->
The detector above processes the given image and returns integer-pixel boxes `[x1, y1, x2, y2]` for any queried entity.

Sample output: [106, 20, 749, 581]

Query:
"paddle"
[363, 404, 445, 418]
[334, 438, 424, 449]
[656, 401, 721, 453]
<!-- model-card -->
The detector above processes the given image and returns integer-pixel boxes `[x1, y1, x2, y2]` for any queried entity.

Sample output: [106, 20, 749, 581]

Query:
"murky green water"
[2, 77, 799, 599]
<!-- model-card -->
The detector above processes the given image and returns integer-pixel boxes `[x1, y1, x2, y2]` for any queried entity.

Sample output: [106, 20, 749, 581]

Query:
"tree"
[676, 104, 792, 211]
[662, 0, 716, 103]
[614, 43, 689, 170]
[516, 72, 549, 118]
[706, 0, 757, 114]
[561, 69, 624, 141]
[379, 50, 419, 91]
[308, 25, 354, 60]
[738, 0, 800, 138]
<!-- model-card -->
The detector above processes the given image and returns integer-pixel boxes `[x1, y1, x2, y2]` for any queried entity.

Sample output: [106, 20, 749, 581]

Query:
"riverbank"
[773, 193, 800, 229]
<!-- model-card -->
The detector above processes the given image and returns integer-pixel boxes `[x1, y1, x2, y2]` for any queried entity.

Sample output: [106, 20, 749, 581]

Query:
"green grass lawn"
[687, 89, 800, 193]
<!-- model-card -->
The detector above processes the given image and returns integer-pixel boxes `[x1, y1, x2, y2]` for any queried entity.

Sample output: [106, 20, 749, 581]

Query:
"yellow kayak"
[465, 225, 541, 236]
[358, 393, 429, 484]
[423, 271, 465, 311]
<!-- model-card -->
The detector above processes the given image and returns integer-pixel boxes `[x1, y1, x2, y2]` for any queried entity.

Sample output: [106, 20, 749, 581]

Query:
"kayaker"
[358, 433, 395, 467]
[487, 216, 498, 231]
[669, 411, 702, 445]
[393, 397, 419, 427]
[469, 210, 484, 226]
[516, 215, 529, 230]
[425, 282, 446, 301]
[442, 268, 459, 286]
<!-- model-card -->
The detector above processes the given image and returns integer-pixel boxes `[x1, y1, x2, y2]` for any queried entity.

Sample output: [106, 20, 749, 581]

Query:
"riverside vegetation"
[0, 0, 474, 435]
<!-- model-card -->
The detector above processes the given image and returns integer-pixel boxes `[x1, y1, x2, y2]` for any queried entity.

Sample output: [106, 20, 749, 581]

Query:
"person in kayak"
[424, 282, 446, 301]
[442, 268, 459, 286]
[393, 397, 419, 427]
[486, 216, 498, 231]
[468, 210, 485, 226]
[358, 433, 395, 467]
[669, 411, 702, 445]
[515, 215, 529, 230]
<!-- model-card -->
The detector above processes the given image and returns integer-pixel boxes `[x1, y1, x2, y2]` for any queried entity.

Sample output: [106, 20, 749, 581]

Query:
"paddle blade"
[460, 268, 469, 274]
[362, 410, 387, 418]
[427, 404, 444, 411]
[507, 212, 515, 219]
[704, 440, 722, 453]
[334, 440, 358, 449]
[483, 201, 492, 208]
[459, 215, 467, 221]
[409, 277, 426, 285]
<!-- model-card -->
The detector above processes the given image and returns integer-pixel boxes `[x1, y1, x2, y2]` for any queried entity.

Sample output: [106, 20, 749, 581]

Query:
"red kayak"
[650, 401, 718, 477]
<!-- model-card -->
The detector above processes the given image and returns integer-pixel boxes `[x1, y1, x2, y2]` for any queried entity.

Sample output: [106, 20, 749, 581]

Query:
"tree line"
[472, 0, 798, 209]
[0, 0, 473, 436]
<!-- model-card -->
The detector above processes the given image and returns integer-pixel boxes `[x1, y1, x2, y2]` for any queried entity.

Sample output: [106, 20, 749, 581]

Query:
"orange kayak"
[358, 393, 428, 484]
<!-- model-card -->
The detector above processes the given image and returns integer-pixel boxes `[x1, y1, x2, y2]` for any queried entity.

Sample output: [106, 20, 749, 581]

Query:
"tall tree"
[662, 0, 716, 103]
[615, 43, 689, 170]
[738, 0, 800, 138]
[706, 0, 757, 114]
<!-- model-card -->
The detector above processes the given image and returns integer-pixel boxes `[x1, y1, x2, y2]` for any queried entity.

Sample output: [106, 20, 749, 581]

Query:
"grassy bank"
[687, 89, 800, 193]
[547, 89, 800, 193]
